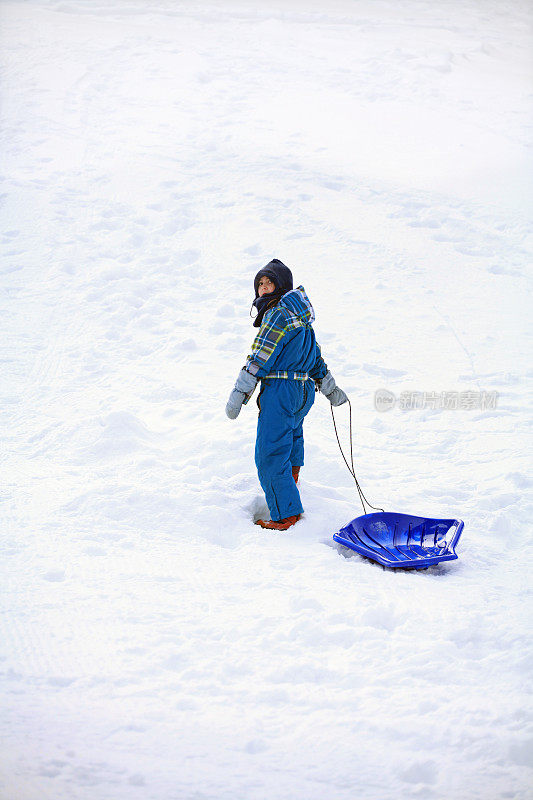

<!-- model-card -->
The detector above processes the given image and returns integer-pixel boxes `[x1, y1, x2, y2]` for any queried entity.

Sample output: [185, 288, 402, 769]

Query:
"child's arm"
[309, 342, 328, 382]
[310, 343, 348, 407]
[244, 307, 288, 382]
[225, 307, 288, 419]
[225, 367, 258, 419]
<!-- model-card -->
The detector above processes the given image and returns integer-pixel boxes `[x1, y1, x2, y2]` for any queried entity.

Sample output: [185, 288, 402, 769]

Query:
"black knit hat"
[253, 259, 293, 298]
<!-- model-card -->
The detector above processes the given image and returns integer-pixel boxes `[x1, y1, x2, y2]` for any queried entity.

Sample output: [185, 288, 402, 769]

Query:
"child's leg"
[289, 379, 315, 469]
[290, 423, 304, 469]
[255, 381, 304, 521]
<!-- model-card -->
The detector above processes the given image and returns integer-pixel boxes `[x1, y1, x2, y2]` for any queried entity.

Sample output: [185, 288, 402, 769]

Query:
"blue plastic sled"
[333, 512, 464, 569]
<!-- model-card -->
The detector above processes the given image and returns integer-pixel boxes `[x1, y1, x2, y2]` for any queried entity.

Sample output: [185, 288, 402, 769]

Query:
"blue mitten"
[319, 370, 348, 407]
[225, 369, 258, 419]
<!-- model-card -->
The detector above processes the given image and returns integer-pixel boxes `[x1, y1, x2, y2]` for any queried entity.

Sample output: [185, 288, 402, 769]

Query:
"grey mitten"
[225, 368, 258, 419]
[319, 370, 348, 407]
[225, 389, 245, 419]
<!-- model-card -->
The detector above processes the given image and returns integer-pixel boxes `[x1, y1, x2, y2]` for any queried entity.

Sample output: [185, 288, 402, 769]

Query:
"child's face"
[258, 276, 276, 296]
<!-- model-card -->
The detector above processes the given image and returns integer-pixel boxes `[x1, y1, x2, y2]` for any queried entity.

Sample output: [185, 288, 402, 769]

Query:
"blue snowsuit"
[244, 286, 328, 521]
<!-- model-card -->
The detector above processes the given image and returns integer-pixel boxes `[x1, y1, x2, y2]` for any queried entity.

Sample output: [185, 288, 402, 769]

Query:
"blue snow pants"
[255, 378, 315, 522]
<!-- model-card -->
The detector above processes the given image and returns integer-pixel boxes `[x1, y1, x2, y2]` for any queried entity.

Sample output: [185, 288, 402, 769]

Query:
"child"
[225, 259, 347, 530]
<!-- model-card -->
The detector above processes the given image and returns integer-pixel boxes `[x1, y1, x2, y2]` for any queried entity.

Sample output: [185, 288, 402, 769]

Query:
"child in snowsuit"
[225, 259, 347, 530]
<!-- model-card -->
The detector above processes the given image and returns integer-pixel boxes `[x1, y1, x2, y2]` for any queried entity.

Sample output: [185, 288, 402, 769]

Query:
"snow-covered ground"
[1, 1, 532, 798]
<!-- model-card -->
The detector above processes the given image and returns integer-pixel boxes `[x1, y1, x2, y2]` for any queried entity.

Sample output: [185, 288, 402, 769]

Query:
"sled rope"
[330, 399, 384, 515]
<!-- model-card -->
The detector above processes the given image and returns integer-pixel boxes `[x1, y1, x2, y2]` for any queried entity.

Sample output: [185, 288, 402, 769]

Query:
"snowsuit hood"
[278, 285, 316, 326]
[246, 285, 326, 383]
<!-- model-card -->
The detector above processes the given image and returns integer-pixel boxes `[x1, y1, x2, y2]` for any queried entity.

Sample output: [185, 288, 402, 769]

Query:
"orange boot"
[292, 466, 300, 484]
[255, 514, 301, 531]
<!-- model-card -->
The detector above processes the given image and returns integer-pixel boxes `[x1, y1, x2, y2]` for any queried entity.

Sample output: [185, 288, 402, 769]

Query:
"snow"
[1, 0, 532, 798]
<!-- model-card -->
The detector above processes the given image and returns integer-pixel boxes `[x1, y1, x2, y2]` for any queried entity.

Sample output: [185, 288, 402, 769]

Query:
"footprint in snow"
[48, 676, 75, 688]
[400, 759, 439, 785]
[128, 774, 146, 787]
[42, 570, 65, 582]
[83, 546, 107, 557]
[216, 304, 234, 317]
[361, 606, 399, 632]
[244, 739, 268, 754]
[361, 363, 407, 378]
